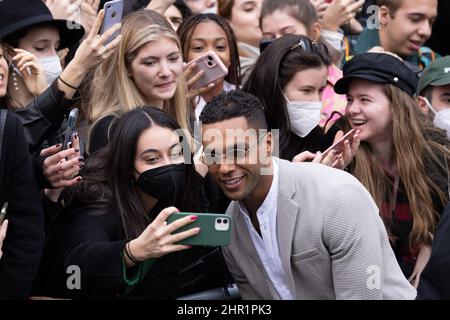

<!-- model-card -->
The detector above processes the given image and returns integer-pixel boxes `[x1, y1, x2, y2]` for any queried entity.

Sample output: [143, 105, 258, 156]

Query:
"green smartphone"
[166, 212, 232, 247]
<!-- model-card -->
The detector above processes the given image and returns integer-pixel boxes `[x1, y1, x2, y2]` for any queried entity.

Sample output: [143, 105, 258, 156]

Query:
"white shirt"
[238, 159, 294, 299]
[194, 81, 235, 121]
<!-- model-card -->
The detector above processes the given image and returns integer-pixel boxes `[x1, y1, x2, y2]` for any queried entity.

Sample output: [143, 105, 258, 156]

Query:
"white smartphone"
[184, 51, 228, 90]
[100, 0, 124, 45]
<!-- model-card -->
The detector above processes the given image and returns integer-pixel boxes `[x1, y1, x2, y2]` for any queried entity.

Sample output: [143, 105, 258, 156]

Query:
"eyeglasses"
[290, 38, 312, 52]
[200, 133, 267, 165]
[288, 37, 329, 59]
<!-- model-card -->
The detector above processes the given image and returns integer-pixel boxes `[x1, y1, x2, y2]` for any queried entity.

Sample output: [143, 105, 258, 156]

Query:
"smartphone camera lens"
[207, 55, 213, 61]
[223, 219, 228, 224]
[207, 61, 214, 67]
[112, 11, 117, 18]
[217, 219, 222, 224]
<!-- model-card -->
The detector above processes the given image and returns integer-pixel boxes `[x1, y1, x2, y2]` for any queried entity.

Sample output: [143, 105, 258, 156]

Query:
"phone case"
[100, 0, 124, 45]
[63, 108, 79, 150]
[166, 212, 232, 247]
[322, 129, 356, 157]
[184, 51, 228, 90]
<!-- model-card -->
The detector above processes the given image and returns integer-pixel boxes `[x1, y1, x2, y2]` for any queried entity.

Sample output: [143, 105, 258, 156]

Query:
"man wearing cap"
[354, 0, 438, 70]
[416, 56, 450, 138]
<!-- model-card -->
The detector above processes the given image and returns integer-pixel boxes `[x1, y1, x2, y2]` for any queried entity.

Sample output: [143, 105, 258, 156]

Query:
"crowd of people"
[0, 0, 449, 300]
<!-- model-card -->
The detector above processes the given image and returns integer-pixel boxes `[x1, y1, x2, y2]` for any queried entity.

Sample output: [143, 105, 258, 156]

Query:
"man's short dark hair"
[200, 90, 268, 130]
[377, 0, 403, 17]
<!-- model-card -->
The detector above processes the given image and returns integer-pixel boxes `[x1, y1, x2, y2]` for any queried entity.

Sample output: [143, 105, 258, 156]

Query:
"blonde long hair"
[88, 10, 191, 134]
[351, 84, 450, 247]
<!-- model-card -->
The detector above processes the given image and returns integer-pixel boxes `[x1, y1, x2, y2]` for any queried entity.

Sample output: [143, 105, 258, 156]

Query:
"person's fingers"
[102, 34, 122, 57]
[320, 150, 336, 165]
[0, 220, 8, 240]
[44, 147, 80, 167]
[348, 0, 364, 13]
[92, 0, 101, 10]
[45, 156, 84, 177]
[183, 62, 198, 79]
[66, 0, 83, 19]
[153, 206, 180, 225]
[350, 131, 361, 154]
[188, 82, 215, 98]
[186, 69, 204, 87]
[52, 176, 82, 188]
[165, 214, 198, 234]
[97, 23, 122, 46]
[67, 132, 81, 160]
[60, 165, 83, 180]
[40, 144, 63, 157]
[312, 151, 323, 164]
[19, 61, 41, 74]
[292, 151, 316, 163]
[167, 227, 200, 245]
[162, 244, 192, 254]
[88, 9, 105, 39]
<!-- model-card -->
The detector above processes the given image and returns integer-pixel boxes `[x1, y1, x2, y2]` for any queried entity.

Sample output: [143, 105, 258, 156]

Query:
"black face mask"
[135, 163, 186, 205]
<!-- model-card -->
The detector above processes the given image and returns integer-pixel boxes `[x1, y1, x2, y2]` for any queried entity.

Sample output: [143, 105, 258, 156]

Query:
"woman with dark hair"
[33, 106, 210, 299]
[244, 34, 359, 167]
[260, 0, 348, 129]
[177, 13, 241, 120]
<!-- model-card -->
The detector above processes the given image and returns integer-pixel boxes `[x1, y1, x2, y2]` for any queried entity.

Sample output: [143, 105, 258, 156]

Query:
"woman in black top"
[34, 107, 206, 299]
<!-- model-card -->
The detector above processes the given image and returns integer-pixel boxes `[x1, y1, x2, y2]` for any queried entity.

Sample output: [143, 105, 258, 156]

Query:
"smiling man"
[354, 0, 438, 70]
[199, 90, 416, 300]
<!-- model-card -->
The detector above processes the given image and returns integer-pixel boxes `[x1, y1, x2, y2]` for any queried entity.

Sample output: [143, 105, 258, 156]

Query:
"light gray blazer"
[223, 158, 416, 300]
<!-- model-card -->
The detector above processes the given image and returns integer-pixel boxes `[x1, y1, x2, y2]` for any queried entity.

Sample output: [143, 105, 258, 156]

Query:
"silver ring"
[104, 44, 109, 52]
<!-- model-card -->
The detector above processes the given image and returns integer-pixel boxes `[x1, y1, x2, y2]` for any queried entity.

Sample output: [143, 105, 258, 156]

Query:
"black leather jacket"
[15, 79, 78, 154]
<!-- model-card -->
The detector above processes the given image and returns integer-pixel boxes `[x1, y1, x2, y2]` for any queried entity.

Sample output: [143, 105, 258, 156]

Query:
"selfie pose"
[34, 107, 206, 299]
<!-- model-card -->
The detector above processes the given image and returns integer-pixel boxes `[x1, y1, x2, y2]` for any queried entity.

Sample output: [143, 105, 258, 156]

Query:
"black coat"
[15, 79, 78, 153]
[417, 203, 450, 299]
[0, 111, 45, 299]
[33, 198, 182, 299]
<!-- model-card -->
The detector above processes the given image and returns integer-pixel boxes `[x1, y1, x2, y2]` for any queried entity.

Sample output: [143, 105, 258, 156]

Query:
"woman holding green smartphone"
[34, 106, 230, 299]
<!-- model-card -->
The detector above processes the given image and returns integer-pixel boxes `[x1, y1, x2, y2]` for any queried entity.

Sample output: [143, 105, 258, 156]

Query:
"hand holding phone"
[100, 0, 124, 45]
[63, 108, 79, 150]
[167, 212, 232, 247]
[322, 129, 356, 158]
[184, 51, 228, 90]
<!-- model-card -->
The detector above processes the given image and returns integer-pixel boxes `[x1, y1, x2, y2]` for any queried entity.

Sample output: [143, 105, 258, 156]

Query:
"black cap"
[335, 53, 419, 97]
[0, 0, 85, 50]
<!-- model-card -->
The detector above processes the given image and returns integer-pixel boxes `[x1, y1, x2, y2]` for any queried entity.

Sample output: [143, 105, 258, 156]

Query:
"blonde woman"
[88, 9, 192, 153]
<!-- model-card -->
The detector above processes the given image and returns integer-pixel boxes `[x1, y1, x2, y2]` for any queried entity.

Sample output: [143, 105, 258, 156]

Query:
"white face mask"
[38, 55, 63, 86]
[424, 97, 450, 138]
[202, 5, 217, 14]
[285, 99, 322, 138]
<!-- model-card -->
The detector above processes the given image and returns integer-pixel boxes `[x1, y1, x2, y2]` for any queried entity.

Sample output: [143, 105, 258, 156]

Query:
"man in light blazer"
[199, 90, 416, 300]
